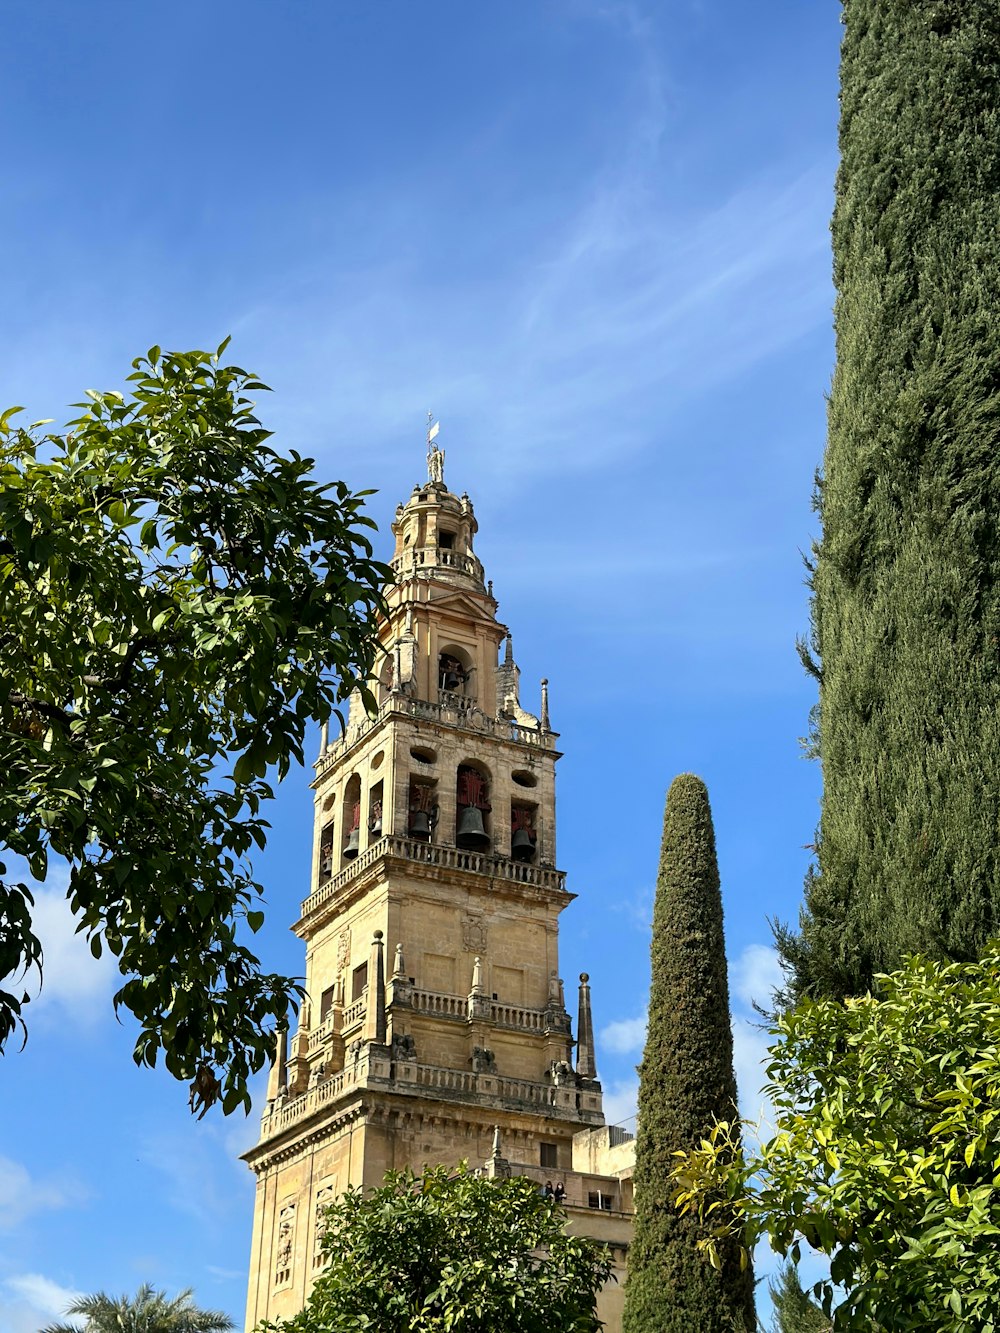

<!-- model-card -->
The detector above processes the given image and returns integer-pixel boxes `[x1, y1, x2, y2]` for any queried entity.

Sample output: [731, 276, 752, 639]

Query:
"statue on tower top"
[426, 413, 445, 485]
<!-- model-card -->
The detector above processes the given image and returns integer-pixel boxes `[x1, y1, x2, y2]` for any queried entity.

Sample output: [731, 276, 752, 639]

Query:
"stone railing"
[260, 1056, 599, 1139]
[300, 835, 567, 918]
[490, 1000, 546, 1032]
[407, 989, 548, 1033]
[411, 988, 468, 1020]
[391, 546, 484, 582]
[315, 693, 556, 777]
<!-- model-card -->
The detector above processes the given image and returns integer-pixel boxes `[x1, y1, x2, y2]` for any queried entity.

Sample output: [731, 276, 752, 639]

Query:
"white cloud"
[731, 1015, 773, 1124]
[730, 942, 783, 1014]
[602, 1078, 639, 1129]
[0, 1155, 84, 1231]
[599, 1012, 647, 1056]
[1, 863, 116, 1029]
[2, 1273, 83, 1333]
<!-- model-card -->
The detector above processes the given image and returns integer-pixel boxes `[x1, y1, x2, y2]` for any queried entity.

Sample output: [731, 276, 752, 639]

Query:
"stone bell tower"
[242, 432, 633, 1331]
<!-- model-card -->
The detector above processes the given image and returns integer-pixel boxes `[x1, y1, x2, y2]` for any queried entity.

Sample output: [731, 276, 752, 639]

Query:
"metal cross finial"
[426, 413, 445, 484]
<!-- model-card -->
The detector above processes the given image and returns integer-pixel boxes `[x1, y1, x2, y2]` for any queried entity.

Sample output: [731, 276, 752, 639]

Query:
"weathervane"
[426, 412, 445, 485]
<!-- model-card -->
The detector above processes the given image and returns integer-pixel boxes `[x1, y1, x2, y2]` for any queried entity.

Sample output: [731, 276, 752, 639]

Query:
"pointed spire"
[540, 678, 551, 731]
[393, 941, 406, 979]
[576, 972, 596, 1079]
[363, 931, 387, 1044]
[266, 1026, 288, 1101]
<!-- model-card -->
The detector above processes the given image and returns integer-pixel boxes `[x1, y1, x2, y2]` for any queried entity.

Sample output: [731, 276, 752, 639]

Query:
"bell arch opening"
[456, 761, 492, 852]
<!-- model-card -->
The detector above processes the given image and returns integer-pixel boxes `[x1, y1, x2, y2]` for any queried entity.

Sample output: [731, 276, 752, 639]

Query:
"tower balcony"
[299, 833, 569, 925]
[391, 545, 485, 584]
[317, 692, 557, 780]
[258, 1046, 604, 1144]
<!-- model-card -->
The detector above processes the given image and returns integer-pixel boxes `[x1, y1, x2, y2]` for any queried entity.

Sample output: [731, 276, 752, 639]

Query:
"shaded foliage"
[623, 774, 755, 1332]
[782, 0, 1000, 999]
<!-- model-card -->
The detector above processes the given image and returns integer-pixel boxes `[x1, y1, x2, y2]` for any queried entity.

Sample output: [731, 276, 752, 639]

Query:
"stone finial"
[540, 678, 550, 731]
[319, 719, 329, 756]
[492, 1125, 502, 1159]
[266, 1025, 288, 1102]
[393, 941, 406, 979]
[576, 972, 596, 1079]
[471, 955, 484, 995]
[504, 633, 514, 666]
[363, 930, 387, 1045]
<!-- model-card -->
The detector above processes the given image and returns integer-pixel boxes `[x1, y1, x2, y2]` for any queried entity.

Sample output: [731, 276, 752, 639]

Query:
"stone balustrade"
[316, 693, 555, 779]
[390, 546, 484, 581]
[260, 1056, 601, 1139]
[300, 834, 567, 918]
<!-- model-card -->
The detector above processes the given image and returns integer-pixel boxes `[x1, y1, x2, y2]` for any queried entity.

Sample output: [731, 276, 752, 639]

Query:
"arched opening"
[510, 802, 538, 863]
[456, 761, 492, 852]
[438, 645, 475, 703]
[367, 780, 384, 846]
[319, 817, 335, 883]
[342, 774, 362, 862]
[408, 777, 437, 841]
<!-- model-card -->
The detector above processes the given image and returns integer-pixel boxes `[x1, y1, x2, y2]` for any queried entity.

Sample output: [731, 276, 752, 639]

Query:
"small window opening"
[438, 530, 455, 549]
[351, 962, 368, 1002]
[540, 1142, 558, 1169]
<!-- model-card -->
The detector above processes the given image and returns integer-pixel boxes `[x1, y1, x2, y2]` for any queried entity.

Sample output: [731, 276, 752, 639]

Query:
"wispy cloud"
[0, 1156, 86, 1231]
[600, 1012, 647, 1055]
[596, 943, 781, 1122]
[731, 941, 783, 1013]
[2, 1273, 84, 1333]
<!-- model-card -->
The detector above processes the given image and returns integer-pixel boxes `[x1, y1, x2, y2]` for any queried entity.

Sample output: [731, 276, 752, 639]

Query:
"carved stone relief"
[274, 1202, 295, 1286]
[461, 915, 487, 955]
[313, 1184, 335, 1268]
[337, 928, 351, 972]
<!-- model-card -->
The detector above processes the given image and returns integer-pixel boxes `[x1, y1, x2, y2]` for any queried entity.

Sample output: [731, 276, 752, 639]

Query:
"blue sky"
[1, 2, 841, 1327]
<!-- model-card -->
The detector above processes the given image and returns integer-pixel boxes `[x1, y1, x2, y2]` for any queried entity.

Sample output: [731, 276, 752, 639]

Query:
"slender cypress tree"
[781, 1, 1000, 1000]
[623, 774, 755, 1333]
[769, 1263, 830, 1333]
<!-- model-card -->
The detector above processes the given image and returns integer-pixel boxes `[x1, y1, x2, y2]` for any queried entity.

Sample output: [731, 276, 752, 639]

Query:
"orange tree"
[674, 950, 1000, 1332]
[261, 1165, 613, 1333]
[0, 344, 389, 1112]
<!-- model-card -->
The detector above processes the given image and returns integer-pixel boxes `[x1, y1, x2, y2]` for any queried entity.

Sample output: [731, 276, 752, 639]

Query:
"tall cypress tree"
[769, 1263, 830, 1333]
[781, 1, 1000, 1000]
[623, 774, 755, 1333]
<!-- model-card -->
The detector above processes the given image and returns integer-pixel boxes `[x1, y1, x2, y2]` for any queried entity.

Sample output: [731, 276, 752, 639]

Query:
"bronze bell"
[456, 805, 491, 852]
[409, 810, 431, 841]
[369, 812, 382, 837]
[343, 829, 360, 860]
[442, 668, 461, 691]
[511, 827, 535, 862]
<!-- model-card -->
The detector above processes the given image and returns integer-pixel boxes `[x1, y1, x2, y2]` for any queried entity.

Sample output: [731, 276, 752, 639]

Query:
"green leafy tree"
[673, 948, 1000, 1332]
[769, 1264, 830, 1333]
[623, 774, 756, 1333]
[781, 0, 1000, 1000]
[0, 344, 390, 1112]
[259, 1164, 613, 1332]
[41, 1283, 234, 1333]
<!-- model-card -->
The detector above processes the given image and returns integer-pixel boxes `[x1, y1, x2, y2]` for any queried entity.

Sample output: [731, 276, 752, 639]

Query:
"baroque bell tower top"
[389, 419, 486, 595]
